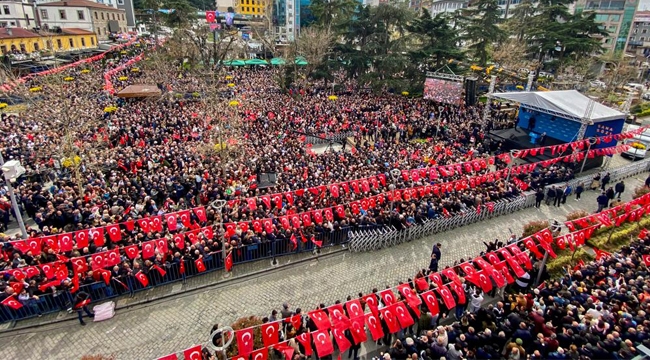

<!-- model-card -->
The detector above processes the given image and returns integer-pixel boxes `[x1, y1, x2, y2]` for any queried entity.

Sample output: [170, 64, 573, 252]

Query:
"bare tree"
[491, 38, 531, 71]
[295, 27, 334, 78]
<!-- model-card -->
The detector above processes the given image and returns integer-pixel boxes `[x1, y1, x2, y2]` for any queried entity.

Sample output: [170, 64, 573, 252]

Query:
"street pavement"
[0, 157, 646, 360]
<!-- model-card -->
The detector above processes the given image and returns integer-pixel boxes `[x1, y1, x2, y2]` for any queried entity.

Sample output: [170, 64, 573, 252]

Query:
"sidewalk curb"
[0, 247, 348, 334]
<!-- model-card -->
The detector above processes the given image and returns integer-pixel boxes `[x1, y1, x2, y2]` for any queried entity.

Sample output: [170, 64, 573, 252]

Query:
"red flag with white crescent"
[364, 312, 384, 341]
[225, 252, 233, 272]
[183, 345, 202, 360]
[393, 301, 414, 328]
[261, 322, 279, 347]
[236, 328, 254, 356]
[295, 332, 313, 356]
[345, 299, 364, 318]
[332, 325, 352, 353]
[312, 329, 334, 357]
[308, 309, 331, 330]
[379, 305, 401, 333]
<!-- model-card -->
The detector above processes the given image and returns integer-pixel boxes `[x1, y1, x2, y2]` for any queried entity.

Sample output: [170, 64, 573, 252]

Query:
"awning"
[116, 84, 162, 98]
[490, 90, 624, 122]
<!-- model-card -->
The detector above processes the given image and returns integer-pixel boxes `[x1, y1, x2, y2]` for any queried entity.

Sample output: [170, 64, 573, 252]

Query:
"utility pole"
[0, 151, 28, 239]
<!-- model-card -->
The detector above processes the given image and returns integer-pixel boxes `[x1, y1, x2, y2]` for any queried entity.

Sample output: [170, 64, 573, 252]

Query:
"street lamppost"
[0, 153, 28, 239]
[389, 168, 401, 213]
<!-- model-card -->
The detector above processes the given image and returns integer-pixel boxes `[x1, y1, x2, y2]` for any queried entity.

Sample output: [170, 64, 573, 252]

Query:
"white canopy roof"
[491, 90, 624, 123]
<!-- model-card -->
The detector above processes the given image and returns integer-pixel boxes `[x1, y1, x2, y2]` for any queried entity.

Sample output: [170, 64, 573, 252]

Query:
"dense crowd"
[0, 41, 587, 308]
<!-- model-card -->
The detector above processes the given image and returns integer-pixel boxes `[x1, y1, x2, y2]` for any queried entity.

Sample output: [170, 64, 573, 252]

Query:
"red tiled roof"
[60, 28, 95, 35]
[37, 0, 124, 11]
[0, 28, 40, 39]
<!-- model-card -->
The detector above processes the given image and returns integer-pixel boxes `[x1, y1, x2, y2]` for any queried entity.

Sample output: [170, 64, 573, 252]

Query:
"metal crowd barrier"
[2, 227, 352, 323]
[305, 131, 356, 145]
[348, 158, 650, 252]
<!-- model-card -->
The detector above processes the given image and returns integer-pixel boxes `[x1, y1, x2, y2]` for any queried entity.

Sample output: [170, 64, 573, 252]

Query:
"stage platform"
[489, 128, 604, 170]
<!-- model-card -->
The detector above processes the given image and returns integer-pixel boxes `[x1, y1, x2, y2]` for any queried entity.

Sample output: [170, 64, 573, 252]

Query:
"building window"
[610, 14, 620, 22]
[40, 9, 48, 19]
[59, 10, 66, 20]
[122, 13, 124, 20]
[101, 12, 104, 20]
[81, 37, 85, 46]
[97, 28, 101, 35]
[46, 40, 52, 48]
[34, 42, 39, 50]
[56, 39, 62, 48]
[2, 5, 9, 15]
[90, 37, 94, 45]
[644, 29, 648, 34]
[111, 13, 115, 20]
[69, 38, 74, 47]
[94, 11, 98, 19]
[117, 0, 124, 4]
[19, 43, 25, 52]
[77, 10, 84, 20]
[0, 45, 5, 55]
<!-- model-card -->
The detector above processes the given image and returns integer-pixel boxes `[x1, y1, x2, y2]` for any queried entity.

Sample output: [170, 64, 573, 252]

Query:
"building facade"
[430, 0, 467, 16]
[37, 0, 127, 40]
[235, 0, 268, 16]
[575, 0, 638, 53]
[627, 11, 650, 56]
[0, 0, 37, 28]
[0, 26, 97, 56]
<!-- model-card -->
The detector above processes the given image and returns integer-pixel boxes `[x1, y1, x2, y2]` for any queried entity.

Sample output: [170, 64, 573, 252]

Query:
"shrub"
[566, 210, 590, 221]
[546, 248, 591, 278]
[522, 220, 549, 238]
[633, 186, 650, 199]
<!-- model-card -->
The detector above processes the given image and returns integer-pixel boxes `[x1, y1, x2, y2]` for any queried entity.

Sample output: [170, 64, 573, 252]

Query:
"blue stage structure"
[488, 90, 626, 169]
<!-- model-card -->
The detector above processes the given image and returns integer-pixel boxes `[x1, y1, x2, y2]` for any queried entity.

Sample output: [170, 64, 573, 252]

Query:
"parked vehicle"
[622, 125, 650, 160]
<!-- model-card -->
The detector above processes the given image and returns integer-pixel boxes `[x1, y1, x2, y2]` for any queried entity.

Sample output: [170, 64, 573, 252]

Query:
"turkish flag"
[272, 194, 283, 209]
[485, 252, 503, 270]
[312, 210, 323, 224]
[362, 294, 379, 315]
[290, 215, 301, 229]
[156, 238, 168, 254]
[194, 207, 207, 222]
[142, 240, 156, 259]
[165, 214, 178, 231]
[498, 248, 525, 277]
[466, 270, 493, 293]
[173, 234, 185, 250]
[328, 303, 350, 328]
[183, 345, 202, 360]
[332, 324, 352, 353]
[247, 198, 257, 211]
[58, 233, 74, 252]
[308, 309, 331, 330]
[507, 244, 532, 270]
[1, 295, 22, 310]
[329, 184, 340, 198]
[397, 284, 421, 308]
[345, 299, 364, 318]
[364, 312, 384, 341]
[323, 208, 334, 222]
[284, 192, 294, 206]
[225, 223, 236, 237]
[157, 354, 177, 360]
[252, 220, 263, 233]
[236, 328, 254, 356]
[90, 228, 105, 246]
[450, 282, 466, 304]
[261, 322, 279, 347]
[39, 263, 55, 279]
[75, 230, 89, 248]
[536, 236, 557, 258]
[91, 253, 106, 270]
[195, 258, 206, 272]
[138, 218, 151, 233]
[349, 316, 367, 344]
[415, 277, 429, 291]
[334, 205, 345, 218]
[441, 268, 461, 285]
[380, 305, 401, 333]
[42, 235, 58, 251]
[437, 285, 456, 309]
[393, 301, 415, 328]
[500, 264, 516, 284]
[379, 289, 396, 306]
[522, 237, 544, 259]
[178, 210, 192, 227]
[135, 271, 149, 287]
[278, 216, 290, 230]
[487, 265, 507, 288]
[295, 332, 313, 356]
[251, 349, 267, 360]
[312, 329, 334, 357]
[643, 255, 650, 267]
[260, 195, 271, 209]
[150, 216, 163, 232]
[225, 252, 233, 272]
[103, 248, 121, 267]
[26, 238, 41, 255]
[428, 272, 444, 288]
[24, 266, 40, 279]
[10, 240, 29, 255]
[106, 224, 122, 241]
[459, 262, 478, 276]
[152, 264, 167, 277]
[263, 219, 274, 234]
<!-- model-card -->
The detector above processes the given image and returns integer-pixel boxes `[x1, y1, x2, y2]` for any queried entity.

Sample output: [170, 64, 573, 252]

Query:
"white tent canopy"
[490, 90, 624, 123]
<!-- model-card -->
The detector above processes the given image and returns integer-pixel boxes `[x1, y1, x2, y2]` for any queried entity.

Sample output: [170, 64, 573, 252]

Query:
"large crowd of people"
[0, 39, 588, 317]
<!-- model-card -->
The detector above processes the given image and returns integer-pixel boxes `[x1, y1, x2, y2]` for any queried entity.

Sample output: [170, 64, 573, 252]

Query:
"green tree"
[309, 0, 357, 32]
[162, 0, 196, 27]
[505, 0, 535, 41]
[408, 10, 463, 68]
[460, 0, 505, 66]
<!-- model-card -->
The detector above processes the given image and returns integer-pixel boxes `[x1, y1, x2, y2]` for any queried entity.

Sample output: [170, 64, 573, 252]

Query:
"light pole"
[505, 149, 518, 184]
[579, 137, 598, 174]
[389, 169, 401, 213]
[0, 152, 28, 239]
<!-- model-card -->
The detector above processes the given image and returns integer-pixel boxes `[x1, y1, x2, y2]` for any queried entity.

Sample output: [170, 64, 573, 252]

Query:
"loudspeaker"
[464, 77, 478, 106]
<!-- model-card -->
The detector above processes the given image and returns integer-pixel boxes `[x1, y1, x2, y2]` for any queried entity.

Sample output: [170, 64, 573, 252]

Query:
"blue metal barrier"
[1, 227, 352, 323]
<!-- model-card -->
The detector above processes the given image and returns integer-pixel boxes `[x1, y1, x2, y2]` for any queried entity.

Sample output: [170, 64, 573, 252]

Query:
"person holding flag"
[72, 291, 94, 326]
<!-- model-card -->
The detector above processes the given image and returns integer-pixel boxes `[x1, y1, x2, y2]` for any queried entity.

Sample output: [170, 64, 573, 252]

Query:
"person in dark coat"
[72, 291, 94, 325]
[575, 183, 584, 201]
[535, 189, 544, 208]
[614, 180, 625, 200]
[601, 172, 610, 191]
[429, 254, 439, 272]
[605, 187, 615, 207]
[597, 192, 609, 213]
[546, 186, 556, 206]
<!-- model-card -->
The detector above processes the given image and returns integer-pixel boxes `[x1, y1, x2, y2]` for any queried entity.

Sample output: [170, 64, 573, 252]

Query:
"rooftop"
[0, 28, 40, 39]
[60, 28, 95, 35]
[37, 0, 124, 11]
